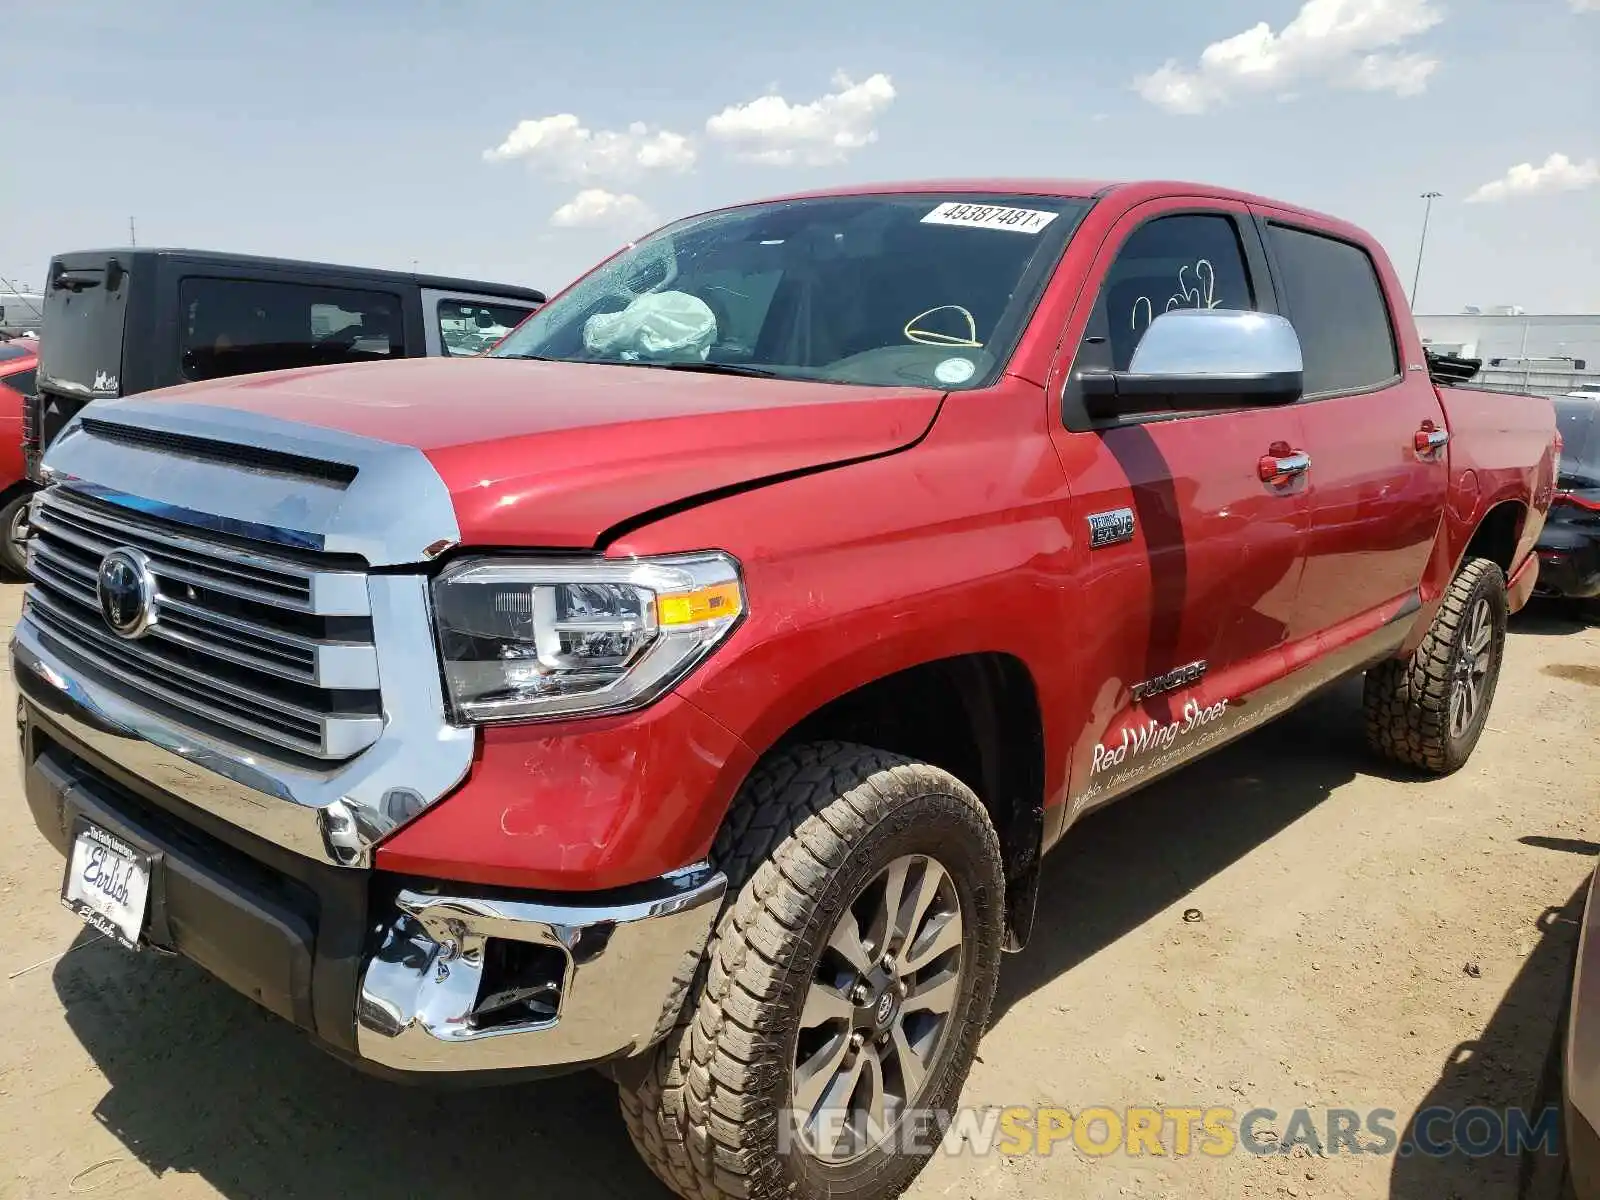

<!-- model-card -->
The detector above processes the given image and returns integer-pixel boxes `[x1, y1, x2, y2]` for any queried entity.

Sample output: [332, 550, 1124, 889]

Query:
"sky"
[1, 0, 1596, 313]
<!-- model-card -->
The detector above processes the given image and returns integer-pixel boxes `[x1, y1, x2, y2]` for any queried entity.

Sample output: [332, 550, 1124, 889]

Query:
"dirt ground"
[0, 583, 1595, 1200]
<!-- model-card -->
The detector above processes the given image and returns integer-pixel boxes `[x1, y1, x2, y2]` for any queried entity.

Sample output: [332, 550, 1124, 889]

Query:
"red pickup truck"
[15, 180, 1557, 1200]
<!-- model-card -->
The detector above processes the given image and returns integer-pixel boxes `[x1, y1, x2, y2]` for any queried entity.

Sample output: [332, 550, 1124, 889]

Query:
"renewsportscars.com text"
[776, 1104, 1564, 1160]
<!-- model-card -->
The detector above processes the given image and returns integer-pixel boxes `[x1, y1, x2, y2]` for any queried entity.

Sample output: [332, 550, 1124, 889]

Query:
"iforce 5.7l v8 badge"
[1087, 507, 1136, 550]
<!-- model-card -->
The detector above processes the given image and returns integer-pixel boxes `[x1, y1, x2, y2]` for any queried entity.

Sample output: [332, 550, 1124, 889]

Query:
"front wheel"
[619, 742, 1006, 1200]
[1363, 556, 1509, 775]
[0, 490, 33, 580]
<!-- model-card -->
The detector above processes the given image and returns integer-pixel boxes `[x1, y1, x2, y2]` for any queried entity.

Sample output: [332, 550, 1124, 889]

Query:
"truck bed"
[1433, 382, 1559, 606]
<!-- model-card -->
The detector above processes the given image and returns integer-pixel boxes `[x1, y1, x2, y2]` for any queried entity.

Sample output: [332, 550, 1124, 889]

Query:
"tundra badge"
[1087, 507, 1136, 549]
[1131, 660, 1209, 702]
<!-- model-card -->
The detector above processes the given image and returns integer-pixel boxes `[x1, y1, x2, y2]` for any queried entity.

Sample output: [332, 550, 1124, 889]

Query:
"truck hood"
[90, 357, 944, 549]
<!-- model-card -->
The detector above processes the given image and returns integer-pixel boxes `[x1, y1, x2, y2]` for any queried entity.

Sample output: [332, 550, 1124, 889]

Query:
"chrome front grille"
[24, 488, 384, 761]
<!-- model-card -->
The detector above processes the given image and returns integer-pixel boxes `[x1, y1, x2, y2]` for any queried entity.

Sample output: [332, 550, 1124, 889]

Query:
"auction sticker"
[921, 202, 1059, 234]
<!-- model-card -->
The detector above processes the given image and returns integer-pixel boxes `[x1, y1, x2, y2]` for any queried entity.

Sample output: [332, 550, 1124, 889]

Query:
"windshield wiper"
[493, 355, 786, 379]
[627, 360, 785, 379]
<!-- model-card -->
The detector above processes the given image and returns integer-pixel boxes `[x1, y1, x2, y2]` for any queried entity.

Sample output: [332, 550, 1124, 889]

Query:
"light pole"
[1410, 191, 1441, 310]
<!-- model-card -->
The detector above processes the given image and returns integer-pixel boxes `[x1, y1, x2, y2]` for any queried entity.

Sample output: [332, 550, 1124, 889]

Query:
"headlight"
[431, 552, 744, 723]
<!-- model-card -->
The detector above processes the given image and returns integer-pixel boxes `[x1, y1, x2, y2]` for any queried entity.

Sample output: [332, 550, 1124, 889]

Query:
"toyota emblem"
[96, 548, 158, 639]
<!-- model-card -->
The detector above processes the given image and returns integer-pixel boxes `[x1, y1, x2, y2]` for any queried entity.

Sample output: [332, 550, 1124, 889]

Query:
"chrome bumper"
[357, 866, 726, 1072]
[16, 614, 727, 1076]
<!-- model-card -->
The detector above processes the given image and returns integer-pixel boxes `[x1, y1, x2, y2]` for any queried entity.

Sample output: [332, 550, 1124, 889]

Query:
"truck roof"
[50, 247, 546, 304]
[694, 178, 1354, 232]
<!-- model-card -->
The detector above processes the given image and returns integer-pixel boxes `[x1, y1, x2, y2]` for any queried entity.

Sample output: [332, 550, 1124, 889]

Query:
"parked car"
[1529, 859, 1598, 1200]
[1534, 395, 1600, 603]
[0, 342, 38, 576]
[24, 248, 545, 481]
[1562, 862, 1599, 1200]
[13, 181, 1559, 1200]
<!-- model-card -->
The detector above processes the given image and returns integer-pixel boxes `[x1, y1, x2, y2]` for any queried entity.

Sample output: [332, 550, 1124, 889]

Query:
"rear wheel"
[1363, 556, 1508, 775]
[619, 742, 1005, 1200]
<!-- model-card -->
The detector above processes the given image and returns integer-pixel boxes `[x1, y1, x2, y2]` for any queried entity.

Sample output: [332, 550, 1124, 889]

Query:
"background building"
[1416, 308, 1600, 398]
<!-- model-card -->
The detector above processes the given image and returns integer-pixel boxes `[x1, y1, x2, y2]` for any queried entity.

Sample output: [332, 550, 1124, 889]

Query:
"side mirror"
[473, 310, 497, 329]
[1079, 309, 1305, 415]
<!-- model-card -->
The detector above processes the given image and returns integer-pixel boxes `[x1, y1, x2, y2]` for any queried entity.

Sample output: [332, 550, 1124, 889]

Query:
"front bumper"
[1567, 862, 1600, 1196]
[357, 869, 724, 1073]
[17, 652, 725, 1079]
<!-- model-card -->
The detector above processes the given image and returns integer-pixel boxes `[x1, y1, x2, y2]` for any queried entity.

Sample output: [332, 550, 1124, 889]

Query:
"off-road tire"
[618, 741, 1006, 1200]
[1363, 556, 1508, 775]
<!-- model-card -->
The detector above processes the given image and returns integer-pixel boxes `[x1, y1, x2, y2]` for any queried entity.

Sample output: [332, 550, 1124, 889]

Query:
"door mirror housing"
[1079, 309, 1305, 417]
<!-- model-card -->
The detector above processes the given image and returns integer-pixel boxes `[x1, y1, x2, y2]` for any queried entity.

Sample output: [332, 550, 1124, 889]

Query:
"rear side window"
[180, 278, 405, 382]
[1, 367, 36, 396]
[1555, 400, 1600, 489]
[1267, 225, 1399, 396]
[436, 299, 536, 356]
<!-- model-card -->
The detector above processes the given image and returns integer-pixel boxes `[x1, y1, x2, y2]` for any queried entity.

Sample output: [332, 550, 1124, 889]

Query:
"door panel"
[1257, 218, 1449, 643]
[1046, 200, 1310, 816]
[1288, 390, 1448, 639]
[1055, 411, 1307, 812]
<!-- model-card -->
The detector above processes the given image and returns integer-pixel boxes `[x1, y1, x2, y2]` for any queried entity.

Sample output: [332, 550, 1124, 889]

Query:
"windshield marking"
[903, 305, 983, 348]
[1131, 258, 1222, 332]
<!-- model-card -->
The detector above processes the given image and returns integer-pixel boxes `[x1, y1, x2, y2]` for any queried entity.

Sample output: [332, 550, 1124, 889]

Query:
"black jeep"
[26, 248, 545, 482]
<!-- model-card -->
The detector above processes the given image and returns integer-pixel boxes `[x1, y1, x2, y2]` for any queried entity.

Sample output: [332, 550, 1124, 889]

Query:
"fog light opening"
[470, 937, 567, 1030]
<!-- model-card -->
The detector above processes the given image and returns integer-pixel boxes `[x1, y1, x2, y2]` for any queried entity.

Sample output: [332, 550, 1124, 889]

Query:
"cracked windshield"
[492, 195, 1088, 388]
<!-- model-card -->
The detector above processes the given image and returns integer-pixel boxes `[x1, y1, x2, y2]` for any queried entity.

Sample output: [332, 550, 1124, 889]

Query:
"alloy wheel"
[1449, 597, 1494, 740]
[3, 501, 28, 576]
[790, 854, 964, 1163]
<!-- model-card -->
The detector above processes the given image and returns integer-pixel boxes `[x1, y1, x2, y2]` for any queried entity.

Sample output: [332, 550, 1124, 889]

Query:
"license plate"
[61, 824, 151, 950]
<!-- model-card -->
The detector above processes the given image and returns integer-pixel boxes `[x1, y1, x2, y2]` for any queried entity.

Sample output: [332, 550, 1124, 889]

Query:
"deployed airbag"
[583, 291, 718, 361]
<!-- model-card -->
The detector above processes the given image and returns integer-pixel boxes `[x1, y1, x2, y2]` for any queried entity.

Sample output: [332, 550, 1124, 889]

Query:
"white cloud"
[1572, 0, 1599, 12]
[705, 72, 896, 166]
[1346, 51, 1438, 94]
[1465, 153, 1600, 203]
[484, 114, 695, 179]
[1136, 0, 1444, 114]
[549, 189, 657, 229]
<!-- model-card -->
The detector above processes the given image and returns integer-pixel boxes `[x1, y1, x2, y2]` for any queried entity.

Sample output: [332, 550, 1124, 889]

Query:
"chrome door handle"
[1414, 427, 1450, 456]
[1258, 451, 1311, 485]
